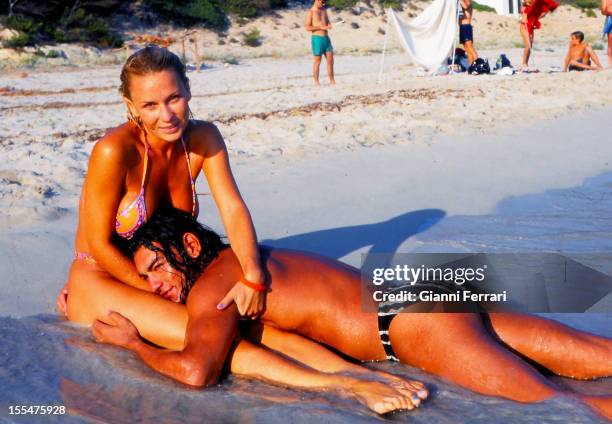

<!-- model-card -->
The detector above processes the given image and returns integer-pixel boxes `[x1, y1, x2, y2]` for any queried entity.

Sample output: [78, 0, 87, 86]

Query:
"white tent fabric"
[385, 0, 458, 72]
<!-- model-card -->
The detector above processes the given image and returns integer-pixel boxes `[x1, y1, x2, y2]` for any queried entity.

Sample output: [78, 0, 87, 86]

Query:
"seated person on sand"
[86, 208, 612, 419]
[563, 31, 604, 71]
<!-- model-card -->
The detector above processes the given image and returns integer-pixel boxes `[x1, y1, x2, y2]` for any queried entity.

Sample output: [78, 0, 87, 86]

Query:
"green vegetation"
[472, 1, 496, 12]
[585, 8, 596, 17]
[559, 0, 599, 8]
[327, 0, 359, 8]
[0, 0, 418, 50]
[572, 0, 599, 8]
[1, 1, 123, 48]
[243, 27, 262, 46]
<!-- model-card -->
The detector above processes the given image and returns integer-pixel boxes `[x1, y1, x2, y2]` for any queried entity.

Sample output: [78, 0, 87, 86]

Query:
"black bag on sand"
[468, 58, 491, 75]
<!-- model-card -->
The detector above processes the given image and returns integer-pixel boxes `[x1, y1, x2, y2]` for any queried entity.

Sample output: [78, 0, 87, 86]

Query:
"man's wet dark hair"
[571, 31, 584, 42]
[128, 207, 228, 303]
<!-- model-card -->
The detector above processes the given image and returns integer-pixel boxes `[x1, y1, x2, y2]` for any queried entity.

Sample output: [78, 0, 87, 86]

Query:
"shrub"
[585, 8, 596, 17]
[243, 27, 261, 46]
[223, 56, 240, 65]
[3, 2, 123, 48]
[327, 0, 359, 8]
[6, 15, 42, 34]
[144, 0, 227, 28]
[2, 33, 30, 48]
[380, 0, 403, 9]
[473, 1, 496, 12]
[574, 0, 598, 8]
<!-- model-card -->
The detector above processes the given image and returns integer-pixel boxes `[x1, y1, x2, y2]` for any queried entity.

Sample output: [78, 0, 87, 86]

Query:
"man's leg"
[388, 312, 612, 419]
[460, 25, 477, 64]
[325, 50, 335, 84]
[463, 40, 478, 64]
[389, 312, 557, 403]
[486, 313, 612, 379]
[313, 55, 322, 85]
[608, 33, 612, 67]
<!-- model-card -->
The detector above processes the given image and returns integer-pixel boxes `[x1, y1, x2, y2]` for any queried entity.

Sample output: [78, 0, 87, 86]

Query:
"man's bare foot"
[344, 378, 421, 414]
[329, 79, 336, 85]
[314, 80, 320, 86]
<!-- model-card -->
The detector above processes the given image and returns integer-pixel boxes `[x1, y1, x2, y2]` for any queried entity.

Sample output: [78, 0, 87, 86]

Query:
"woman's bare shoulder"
[92, 123, 139, 159]
[186, 120, 226, 156]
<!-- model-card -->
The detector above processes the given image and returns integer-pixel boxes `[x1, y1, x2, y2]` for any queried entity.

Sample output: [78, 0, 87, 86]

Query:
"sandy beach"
[1, 1, 612, 421]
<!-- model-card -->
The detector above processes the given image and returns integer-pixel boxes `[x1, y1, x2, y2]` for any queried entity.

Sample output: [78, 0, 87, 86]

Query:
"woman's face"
[125, 69, 191, 143]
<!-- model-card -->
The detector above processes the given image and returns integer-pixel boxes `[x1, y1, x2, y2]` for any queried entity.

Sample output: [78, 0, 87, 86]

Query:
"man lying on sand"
[304, 0, 336, 85]
[92, 208, 612, 419]
[563, 31, 603, 71]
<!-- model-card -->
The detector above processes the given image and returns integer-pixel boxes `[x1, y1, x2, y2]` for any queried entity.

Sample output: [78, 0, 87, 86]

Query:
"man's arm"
[586, 46, 604, 69]
[93, 288, 239, 387]
[324, 9, 333, 29]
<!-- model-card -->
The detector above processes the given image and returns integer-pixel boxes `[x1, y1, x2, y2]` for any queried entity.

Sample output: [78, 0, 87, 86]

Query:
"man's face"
[134, 245, 185, 303]
[315, 0, 325, 9]
[570, 35, 580, 46]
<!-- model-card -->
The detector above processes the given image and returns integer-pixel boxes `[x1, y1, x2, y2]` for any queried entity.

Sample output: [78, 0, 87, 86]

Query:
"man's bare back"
[197, 247, 386, 361]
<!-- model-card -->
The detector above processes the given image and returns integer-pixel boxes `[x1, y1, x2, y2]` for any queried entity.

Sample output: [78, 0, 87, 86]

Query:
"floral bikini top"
[115, 136, 198, 239]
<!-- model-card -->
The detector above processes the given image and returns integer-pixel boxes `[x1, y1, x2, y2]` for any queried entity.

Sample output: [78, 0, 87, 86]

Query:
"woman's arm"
[197, 124, 265, 316]
[83, 136, 149, 291]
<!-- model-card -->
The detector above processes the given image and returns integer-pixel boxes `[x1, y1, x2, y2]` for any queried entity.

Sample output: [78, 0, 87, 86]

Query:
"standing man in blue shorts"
[602, 0, 612, 67]
[305, 0, 336, 85]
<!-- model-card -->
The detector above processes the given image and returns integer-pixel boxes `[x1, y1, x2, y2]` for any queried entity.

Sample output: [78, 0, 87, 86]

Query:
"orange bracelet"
[239, 277, 266, 292]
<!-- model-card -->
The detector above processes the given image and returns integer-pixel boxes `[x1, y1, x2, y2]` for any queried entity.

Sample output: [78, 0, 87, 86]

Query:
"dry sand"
[1, 48, 611, 226]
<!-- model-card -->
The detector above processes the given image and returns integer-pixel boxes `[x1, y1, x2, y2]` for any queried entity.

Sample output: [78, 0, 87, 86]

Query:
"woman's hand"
[56, 282, 69, 316]
[217, 281, 265, 318]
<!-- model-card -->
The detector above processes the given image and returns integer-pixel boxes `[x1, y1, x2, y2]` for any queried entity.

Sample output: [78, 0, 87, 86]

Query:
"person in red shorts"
[519, 0, 558, 71]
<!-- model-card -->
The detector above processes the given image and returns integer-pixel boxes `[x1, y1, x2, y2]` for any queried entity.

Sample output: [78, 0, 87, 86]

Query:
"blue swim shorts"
[311, 35, 333, 56]
[604, 16, 612, 36]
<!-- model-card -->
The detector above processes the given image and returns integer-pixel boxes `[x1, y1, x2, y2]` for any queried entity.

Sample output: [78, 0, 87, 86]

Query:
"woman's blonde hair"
[120, 45, 190, 100]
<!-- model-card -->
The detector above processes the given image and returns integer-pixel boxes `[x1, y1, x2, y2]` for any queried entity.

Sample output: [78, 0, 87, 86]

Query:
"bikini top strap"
[140, 132, 150, 192]
[180, 135, 197, 216]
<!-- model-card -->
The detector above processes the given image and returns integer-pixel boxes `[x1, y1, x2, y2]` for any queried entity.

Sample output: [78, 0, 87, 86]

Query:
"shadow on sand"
[262, 209, 446, 260]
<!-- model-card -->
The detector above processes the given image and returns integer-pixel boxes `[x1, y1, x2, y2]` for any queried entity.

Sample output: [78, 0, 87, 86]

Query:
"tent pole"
[450, 0, 461, 75]
[377, 8, 391, 84]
